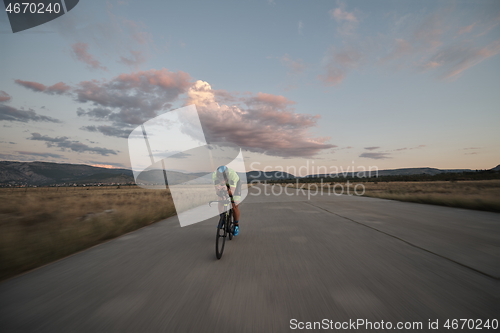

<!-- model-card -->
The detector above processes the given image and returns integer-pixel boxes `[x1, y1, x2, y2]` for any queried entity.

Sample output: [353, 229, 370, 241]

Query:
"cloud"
[15, 79, 71, 95]
[247, 92, 295, 110]
[329, 3, 358, 36]
[51, 5, 154, 69]
[364, 146, 380, 150]
[430, 39, 500, 79]
[317, 67, 345, 86]
[280, 54, 306, 74]
[16, 151, 65, 159]
[29, 133, 117, 156]
[187, 80, 335, 158]
[14, 67, 335, 158]
[318, 6, 500, 85]
[387, 10, 497, 79]
[71, 43, 107, 71]
[458, 23, 475, 35]
[380, 39, 413, 64]
[359, 152, 391, 159]
[384, 145, 425, 153]
[14, 80, 46, 92]
[76, 107, 112, 119]
[119, 50, 146, 67]
[0, 105, 62, 123]
[0, 91, 11, 102]
[81, 125, 132, 138]
[412, 13, 444, 50]
[330, 7, 358, 23]
[318, 46, 363, 86]
[298, 21, 304, 35]
[74, 68, 192, 125]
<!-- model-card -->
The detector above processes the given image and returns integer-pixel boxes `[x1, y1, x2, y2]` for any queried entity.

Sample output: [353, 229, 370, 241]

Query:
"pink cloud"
[334, 47, 363, 68]
[248, 92, 295, 110]
[15, 80, 70, 95]
[380, 39, 413, 63]
[187, 81, 335, 158]
[318, 46, 364, 86]
[317, 67, 346, 86]
[427, 38, 500, 79]
[280, 54, 306, 74]
[119, 50, 146, 67]
[330, 7, 357, 23]
[458, 23, 475, 35]
[412, 13, 444, 50]
[0, 91, 11, 102]
[71, 43, 107, 71]
[14, 69, 335, 158]
[122, 18, 152, 45]
[15, 79, 46, 92]
[75, 68, 192, 124]
[46, 82, 71, 94]
[329, 4, 359, 36]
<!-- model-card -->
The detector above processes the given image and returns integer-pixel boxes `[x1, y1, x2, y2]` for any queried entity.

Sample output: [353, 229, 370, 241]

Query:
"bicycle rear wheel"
[215, 216, 226, 259]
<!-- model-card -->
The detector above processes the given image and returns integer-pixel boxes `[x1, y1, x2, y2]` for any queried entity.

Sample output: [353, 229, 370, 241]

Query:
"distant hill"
[0, 161, 134, 186]
[0, 161, 197, 186]
[0, 161, 498, 186]
[304, 166, 489, 178]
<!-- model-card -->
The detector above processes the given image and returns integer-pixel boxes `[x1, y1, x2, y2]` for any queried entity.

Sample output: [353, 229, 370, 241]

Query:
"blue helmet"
[216, 165, 228, 181]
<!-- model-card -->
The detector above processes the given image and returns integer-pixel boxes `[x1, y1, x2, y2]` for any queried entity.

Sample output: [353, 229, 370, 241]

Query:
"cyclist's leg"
[233, 203, 240, 224]
[232, 196, 241, 225]
[217, 197, 226, 229]
[232, 200, 241, 236]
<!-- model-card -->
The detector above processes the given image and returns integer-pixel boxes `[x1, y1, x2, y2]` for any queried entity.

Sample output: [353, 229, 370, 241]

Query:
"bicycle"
[209, 195, 235, 259]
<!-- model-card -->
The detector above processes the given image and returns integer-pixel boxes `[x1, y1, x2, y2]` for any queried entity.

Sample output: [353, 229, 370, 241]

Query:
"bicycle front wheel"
[215, 217, 226, 259]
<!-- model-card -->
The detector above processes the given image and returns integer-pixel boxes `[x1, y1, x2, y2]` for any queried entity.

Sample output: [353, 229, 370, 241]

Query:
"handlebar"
[209, 199, 232, 207]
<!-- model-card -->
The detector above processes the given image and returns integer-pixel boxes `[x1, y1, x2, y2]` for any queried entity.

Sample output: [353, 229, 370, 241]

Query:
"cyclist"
[213, 165, 241, 236]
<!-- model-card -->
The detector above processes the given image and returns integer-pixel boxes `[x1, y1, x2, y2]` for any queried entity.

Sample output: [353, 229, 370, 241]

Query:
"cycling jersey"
[212, 168, 241, 202]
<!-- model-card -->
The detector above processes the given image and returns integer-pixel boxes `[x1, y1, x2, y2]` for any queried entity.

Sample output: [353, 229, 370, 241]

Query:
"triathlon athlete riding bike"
[210, 166, 242, 259]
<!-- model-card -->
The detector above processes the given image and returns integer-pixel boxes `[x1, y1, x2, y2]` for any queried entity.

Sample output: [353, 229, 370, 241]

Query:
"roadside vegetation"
[278, 180, 500, 213]
[0, 186, 175, 281]
[361, 180, 500, 212]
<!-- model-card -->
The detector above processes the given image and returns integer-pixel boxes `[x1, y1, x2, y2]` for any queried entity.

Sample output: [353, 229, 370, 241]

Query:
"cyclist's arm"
[227, 186, 236, 197]
[214, 185, 236, 197]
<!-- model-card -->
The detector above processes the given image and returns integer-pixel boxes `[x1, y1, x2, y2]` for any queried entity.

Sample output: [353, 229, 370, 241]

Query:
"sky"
[0, 0, 499, 175]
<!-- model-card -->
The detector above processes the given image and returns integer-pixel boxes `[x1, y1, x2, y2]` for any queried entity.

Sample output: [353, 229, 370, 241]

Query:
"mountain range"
[0, 161, 498, 186]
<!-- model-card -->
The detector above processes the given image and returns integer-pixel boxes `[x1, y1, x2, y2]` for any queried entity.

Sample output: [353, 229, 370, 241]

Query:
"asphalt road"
[1, 185, 499, 332]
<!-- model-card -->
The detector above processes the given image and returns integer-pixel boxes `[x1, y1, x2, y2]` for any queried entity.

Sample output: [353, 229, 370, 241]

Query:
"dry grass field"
[0, 186, 176, 281]
[283, 180, 500, 213]
[0, 183, 254, 281]
[361, 180, 500, 212]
